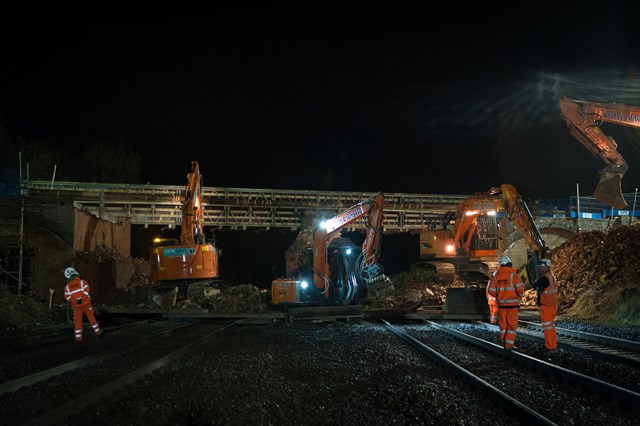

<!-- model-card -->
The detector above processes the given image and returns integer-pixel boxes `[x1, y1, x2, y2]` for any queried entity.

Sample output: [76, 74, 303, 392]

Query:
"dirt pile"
[183, 284, 270, 313]
[366, 265, 452, 311]
[547, 223, 640, 324]
[0, 285, 60, 332]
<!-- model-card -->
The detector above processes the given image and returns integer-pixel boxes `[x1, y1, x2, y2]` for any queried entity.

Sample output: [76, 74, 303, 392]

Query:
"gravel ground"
[3, 318, 639, 426]
[58, 318, 640, 426]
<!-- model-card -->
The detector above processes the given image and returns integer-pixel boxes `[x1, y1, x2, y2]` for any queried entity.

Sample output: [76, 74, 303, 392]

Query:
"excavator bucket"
[594, 165, 629, 210]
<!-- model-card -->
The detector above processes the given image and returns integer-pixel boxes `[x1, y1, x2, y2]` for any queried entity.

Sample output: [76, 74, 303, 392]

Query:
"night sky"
[2, 14, 640, 198]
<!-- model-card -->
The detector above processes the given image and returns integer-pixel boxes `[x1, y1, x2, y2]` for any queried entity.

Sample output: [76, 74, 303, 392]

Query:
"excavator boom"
[559, 97, 635, 209]
[272, 192, 390, 306]
[149, 161, 220, 297]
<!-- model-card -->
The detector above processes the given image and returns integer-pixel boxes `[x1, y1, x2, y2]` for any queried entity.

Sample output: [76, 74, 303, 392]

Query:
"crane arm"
[559, 97, 634, 209]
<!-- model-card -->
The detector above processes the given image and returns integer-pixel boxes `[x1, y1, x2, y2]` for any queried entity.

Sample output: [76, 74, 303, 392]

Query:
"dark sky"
[2, 13, 640, 199]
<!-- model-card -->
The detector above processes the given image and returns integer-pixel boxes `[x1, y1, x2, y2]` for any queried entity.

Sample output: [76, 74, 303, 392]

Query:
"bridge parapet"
[24, 180, 469, 232]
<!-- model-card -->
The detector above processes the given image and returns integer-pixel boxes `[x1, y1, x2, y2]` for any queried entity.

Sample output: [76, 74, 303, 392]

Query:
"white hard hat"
[498, 255, 512, 266]
[538, 258, 552, 267]
[64, 267, 79, 279]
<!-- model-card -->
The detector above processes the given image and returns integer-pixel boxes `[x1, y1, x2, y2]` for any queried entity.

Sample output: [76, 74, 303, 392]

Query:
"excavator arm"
[180, 161, 204, 245]
[492, 184, 548, 285]
[559, 97, 637, 209]
[313, 192, 385, 293]
[496, 184, 547, 258]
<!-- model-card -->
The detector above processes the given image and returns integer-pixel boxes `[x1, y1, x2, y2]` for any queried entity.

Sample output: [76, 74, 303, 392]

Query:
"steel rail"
[381, 319, 556, 425]
[0, 321, 199, 396]
[426, 320, 640, 406]
[22, 321, 240, 426]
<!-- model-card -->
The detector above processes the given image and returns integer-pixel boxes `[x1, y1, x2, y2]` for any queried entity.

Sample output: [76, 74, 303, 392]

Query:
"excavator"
[149, 161, 222, 305]
[559, 96, 639, 210]
[419, 184, 548, 314]
[271, 191, 392, 310]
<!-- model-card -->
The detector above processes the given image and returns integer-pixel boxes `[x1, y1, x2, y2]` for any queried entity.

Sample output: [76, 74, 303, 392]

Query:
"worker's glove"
[76, 298, 82, 305]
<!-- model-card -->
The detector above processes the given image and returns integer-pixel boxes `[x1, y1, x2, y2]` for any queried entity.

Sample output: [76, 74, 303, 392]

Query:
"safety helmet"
[538, 258, 552, 268]
[64, 267, 79, 279]
[498, 255, 512, 266]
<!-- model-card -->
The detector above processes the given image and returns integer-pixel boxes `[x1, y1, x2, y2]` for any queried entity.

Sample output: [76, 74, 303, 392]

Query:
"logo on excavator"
[336, 206, 364, 225]
[604, 111, 640, 125]
[163, 248, 196, 256]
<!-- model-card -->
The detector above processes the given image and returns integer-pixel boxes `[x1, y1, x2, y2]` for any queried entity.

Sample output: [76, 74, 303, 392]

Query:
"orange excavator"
[559, 97, 639, 210]
[419, 184, 548, 314]
[149, 161, 222, 301]
[420, 184, 547, 281]
[272, 192, 391, 307]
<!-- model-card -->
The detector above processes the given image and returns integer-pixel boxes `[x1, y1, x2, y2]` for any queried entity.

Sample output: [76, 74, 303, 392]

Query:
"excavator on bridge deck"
[559, 96, 639, 210]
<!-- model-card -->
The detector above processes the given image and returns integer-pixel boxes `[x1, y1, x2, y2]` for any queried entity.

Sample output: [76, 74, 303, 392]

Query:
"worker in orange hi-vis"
[533, 258, 558, 351]
[63, 267, 103, 342]
[486, 280, 499, 325]
[487, 255, 525, 350]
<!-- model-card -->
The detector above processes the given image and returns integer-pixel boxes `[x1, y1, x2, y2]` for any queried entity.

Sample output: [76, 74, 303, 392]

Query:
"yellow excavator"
[559, 97, 639, 210]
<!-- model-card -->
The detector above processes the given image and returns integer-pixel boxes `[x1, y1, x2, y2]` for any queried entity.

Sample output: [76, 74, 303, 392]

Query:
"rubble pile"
[188, 284, 269, 313]
[0, 285, 58, 332]
[284, 211, 341, 276]
[367, 265, 450, 311]
[547, 223, 640, 323]
[73, 245, 129, 262]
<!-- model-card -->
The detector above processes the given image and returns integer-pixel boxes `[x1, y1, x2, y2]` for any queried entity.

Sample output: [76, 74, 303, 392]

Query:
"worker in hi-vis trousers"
[487, 255, 525, 350]
[486, 280, 499, 324]
[533, 258, 558, 351]
[63, 267, 103, 342]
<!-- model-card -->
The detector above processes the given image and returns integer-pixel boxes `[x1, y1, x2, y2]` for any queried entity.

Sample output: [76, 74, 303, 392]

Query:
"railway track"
[516, 319, 640, 366]
[382, 319, 640, 425]
[1, 318, 638, 425]
[0, 319, 240, 425]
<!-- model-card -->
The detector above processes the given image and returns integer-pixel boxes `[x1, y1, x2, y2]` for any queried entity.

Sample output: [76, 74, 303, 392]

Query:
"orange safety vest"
[486, 281, 497, 305]
[64, 277, 92, 307]
[487, 266, 524, 307]
[538, 271, 557, 307]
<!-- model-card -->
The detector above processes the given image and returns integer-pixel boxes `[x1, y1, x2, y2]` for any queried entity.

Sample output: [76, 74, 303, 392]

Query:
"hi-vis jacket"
[487, 266, 524, 307]
[64, 277, 92, 307]
[537, 271, 558, 307]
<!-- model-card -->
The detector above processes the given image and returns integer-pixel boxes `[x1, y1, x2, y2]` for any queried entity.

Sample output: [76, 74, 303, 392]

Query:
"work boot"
[95, 329, 104, 337]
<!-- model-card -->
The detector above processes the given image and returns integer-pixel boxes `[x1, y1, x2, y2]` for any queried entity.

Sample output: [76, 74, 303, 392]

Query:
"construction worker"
[487, 255, 525, 350]
[486, 280, 499, 325]
[63, 267, 103, 342]
[533, 258, 557, 351]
